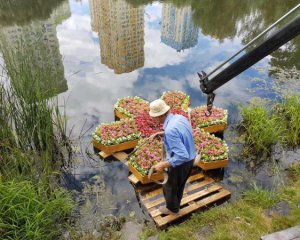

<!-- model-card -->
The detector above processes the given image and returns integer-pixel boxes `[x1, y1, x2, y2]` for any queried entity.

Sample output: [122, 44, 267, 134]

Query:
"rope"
[203, 3, 300, 80]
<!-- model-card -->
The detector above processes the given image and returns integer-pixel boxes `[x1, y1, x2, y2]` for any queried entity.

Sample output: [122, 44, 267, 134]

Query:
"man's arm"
[165, 129, 189, 167]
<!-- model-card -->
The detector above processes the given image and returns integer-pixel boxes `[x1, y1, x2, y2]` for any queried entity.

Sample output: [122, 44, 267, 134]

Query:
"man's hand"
[150, 131, 164, 139]
[154, 161, 170, 172]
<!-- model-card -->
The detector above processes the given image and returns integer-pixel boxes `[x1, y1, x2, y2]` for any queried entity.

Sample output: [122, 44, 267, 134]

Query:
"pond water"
[0, 0, 299, 231]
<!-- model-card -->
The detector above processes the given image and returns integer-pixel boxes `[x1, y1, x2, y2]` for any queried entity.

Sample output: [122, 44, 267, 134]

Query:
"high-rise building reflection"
[89, 0, 145, 74]
[161, 3, 199, 52]
[0, 1, 70, 97]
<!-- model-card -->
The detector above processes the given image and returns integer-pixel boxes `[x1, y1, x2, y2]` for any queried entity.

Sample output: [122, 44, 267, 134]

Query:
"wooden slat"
[99, 151, 111, 158]
[128, 174, 139, 185]
[154, 189, 231, 227]
[187, 172, 205, 182]
[144, 178, 214, 208]
[112, 152, 128, 162]
[149, 184, 222, 216]
[141, 173, 206, 201]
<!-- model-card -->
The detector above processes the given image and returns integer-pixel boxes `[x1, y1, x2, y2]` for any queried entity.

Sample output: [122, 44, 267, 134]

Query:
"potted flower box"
[161, 90, 190, 112]
[193, 128, 229, 170]
[128, 138, 165, 184]
[191, 106, 228, 133]
[114, 96, 149, 119]
[92, 119, 141, 154]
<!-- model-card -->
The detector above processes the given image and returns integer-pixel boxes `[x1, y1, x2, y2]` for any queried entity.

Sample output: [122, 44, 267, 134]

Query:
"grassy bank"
[141, 163, 300, 240]
[0, 37, 74, 239]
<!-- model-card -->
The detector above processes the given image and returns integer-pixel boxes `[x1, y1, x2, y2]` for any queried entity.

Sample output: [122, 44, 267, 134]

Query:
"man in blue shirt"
[149, 99, 196, 215]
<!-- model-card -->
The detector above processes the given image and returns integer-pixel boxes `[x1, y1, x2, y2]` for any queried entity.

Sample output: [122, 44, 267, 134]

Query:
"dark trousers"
[163, 160, 194, 213]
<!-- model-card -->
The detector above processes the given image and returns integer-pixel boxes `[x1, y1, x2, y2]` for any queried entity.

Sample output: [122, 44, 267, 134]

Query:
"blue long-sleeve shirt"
[163, 113, 196, 167]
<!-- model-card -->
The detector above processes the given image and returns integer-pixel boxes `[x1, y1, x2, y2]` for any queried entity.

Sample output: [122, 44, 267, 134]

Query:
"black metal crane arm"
[199, 15, 300, 115]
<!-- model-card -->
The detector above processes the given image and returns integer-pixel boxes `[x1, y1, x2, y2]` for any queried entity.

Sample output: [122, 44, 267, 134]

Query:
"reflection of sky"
[54, 0, 274, 221]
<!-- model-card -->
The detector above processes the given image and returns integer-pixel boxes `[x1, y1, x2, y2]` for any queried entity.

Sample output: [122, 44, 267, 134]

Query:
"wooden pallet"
[137, 172, 231, 228]
[99, 150, 129, 164]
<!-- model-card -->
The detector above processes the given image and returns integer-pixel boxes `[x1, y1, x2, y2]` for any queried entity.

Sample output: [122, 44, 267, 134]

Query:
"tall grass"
[0, 179, 74, 240]
[240, 104, 284, 155]
[0, 36, 72, 181]
[240, 95, 300, 156]
[0, 31, 74, 239]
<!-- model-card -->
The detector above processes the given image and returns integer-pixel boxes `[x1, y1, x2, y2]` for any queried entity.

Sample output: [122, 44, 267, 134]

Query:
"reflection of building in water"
[161, 4, 199, 52]
[89, 0, 144, 74]
[0, 1, 70, 97]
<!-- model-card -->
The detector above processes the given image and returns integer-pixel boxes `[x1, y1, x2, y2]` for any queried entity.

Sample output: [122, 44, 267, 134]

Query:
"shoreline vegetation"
[0, 39, 74, 239]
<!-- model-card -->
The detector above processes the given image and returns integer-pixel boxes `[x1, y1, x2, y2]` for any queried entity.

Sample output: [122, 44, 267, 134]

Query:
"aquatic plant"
[92, 119, 140, 146]
[0, 179, 74, 240]
[115, 96, 149, 118]
[240, 104, 284, 155]
[278, 95, 300, 146]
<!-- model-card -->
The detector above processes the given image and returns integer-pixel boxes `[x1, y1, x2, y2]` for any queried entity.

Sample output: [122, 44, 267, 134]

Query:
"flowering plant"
[92, 119, 140, 146]
[161, 90, 190, 111]
[115, 96, 149, 118]
[135, 112, 163, 138]
[190, 106, 227, 128]
[129, 138, 163, 175]
[193, 128, 228, 162]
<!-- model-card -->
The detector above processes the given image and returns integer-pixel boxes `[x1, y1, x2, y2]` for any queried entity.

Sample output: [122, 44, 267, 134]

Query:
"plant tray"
[201, 123, 227, 133]
[114, 109, 130, 120]
[93, 139, 139, 154]
[198, 159, 228, 170]
[128, 162, 164, 184]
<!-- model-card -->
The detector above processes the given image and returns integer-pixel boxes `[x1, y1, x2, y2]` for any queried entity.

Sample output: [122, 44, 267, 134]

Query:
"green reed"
[240, 95, 300, 156]
[240, 104, 284, 155]
[0, 179, 74, 240]
[0, 32, 74, 239]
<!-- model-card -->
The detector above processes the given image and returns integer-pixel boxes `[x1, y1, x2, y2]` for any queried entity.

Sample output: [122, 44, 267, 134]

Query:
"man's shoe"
[159, 206, 180, 215]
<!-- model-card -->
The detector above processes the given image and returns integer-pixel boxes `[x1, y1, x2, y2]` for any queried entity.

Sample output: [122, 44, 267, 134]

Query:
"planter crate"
[128, 162, 164, 184]
[93, 139, 139, 154]
[198, 159, 228, 170]
[201, 123, 227, 133]
[114, 109, 130, 119]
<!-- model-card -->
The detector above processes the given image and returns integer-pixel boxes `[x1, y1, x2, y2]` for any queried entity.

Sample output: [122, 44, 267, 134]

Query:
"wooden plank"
[128, 162, 164, 184]
[154, 189, 231, 227]
[149, 184, 222, 216]
[187, 172, 205, 182]
[202, 123, 227, 133]
[128, 174, 139, 185]
[143, 178, 214, 208]
[99, 151, 111, 158]
[141, 173, 206, 201]
[198, 159, 228, 170]
[112, 152, 128, 162]
[93, 139, 139, 154]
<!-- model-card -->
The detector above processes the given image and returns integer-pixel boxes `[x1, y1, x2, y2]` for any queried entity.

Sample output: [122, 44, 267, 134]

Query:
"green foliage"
[0, 179, 74, 240]
[240, 104, 284, 155]
[243, 184, 279, 209]
[278, 95, 300, 146]
[240, 95, 300, 155]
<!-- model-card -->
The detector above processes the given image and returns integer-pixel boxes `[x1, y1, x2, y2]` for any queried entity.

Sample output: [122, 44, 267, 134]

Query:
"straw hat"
[149, 99, 170, 117]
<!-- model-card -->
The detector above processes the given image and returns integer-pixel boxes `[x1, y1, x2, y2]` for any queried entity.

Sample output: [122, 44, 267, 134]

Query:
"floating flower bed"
[128, 138, 165, 184]
[92, 119, 141, 153]
[193, 128, 229, 170]
[114, 96, 149, 119]
[135, 112, 163, 138]
[161, 90, 190, 112]
[191, 106, 228, 133]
